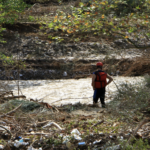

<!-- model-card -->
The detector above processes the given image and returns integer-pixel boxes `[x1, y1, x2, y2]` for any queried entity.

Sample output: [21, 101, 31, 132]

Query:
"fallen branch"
[42, 121, 64, 130]
[0, 104, 22, 118]
[26, 120, 52, 127]
[3, 95, 26, 100]
[127, 118, 150, 144]
[24, 132, 52, 135]
[2, 119, 15, 124]
[90, 120, 104, 129]
[30, 99, 59, 112]
[0, 125, 12, 139]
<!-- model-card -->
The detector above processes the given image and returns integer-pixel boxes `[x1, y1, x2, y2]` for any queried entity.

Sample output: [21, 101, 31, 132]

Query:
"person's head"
[96, 62, 103, 70]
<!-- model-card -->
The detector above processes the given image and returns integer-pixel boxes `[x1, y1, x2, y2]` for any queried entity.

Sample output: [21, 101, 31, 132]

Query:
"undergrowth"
[108, 79, 150, 123]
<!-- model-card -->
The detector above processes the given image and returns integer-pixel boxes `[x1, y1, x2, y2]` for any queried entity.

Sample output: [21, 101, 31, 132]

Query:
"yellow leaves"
[101, 14, 105, 19]
[62, 26, 66, 29]
[85, 23, 88, 26]
[54, 19, 57, 23]
[62, 26, 67, 30]
[86, 12, 90, 14]
[125, 36, 128, 39]
[67, 30, 70, 33]
[61, 26, 67, 31]
[59, 16, 63, 19]
[67, 30, 74, 34]
[130, 13, 133, 16]
[54, 16, 58, 19]
[99, 1, 106, 5]
[68, 15, 71, 18]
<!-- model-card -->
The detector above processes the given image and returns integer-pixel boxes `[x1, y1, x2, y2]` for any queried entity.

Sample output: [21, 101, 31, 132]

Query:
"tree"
[0, 0, 27, 43]
[46, 0, 150, 49]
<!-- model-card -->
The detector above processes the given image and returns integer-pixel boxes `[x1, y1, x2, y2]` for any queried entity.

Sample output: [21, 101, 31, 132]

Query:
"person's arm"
[91, 74, 96, 90]
[106, 74, 113, 86]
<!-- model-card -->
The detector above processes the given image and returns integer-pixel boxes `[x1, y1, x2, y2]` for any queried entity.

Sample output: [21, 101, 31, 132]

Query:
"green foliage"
[0, 53, 26, 70]
[28, 15, 35, 21]
[42, 0, 150, 43]
[0, 100, 41, 112]
[0, 53, 14, 66]
[112, 82, 150, 109]
[111, 0, 146, 16]
[0, 0, 27, 42]
[0, 0, 27, 24]
[121, 139, 150, 150]
[108, 81, 150, 123]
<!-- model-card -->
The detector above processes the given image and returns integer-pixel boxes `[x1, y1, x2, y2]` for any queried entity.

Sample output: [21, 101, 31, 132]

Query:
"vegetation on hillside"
[0, 0, 27, 42]
[44, 0, 150, 47]
[0, 0, 150, 48]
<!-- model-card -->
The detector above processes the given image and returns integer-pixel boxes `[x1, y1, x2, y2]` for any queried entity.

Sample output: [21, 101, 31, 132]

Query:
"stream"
[3, 76, 144, 106]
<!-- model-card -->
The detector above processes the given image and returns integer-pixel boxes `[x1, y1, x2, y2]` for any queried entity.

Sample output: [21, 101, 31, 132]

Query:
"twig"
[0, 125, 12, 139]
[90, 120, 104, 129]
[141, 130, 150, 135]
[0, 104, 22, 118]
[113, 80, 121, 93]
[52, 105, 59, 112]
[24, 132, 52, 135]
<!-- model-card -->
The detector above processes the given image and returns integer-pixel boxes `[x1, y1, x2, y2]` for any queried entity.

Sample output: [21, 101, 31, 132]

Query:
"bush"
[108, 81, 150, 120]
[0, 100, 41, 112]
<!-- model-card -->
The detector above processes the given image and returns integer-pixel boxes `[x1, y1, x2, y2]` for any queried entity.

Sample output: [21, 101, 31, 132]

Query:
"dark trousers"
[93, 88, 105, 105]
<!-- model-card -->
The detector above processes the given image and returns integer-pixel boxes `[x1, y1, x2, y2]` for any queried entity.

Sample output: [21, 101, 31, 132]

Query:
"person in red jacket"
[91, 62, 113, 108]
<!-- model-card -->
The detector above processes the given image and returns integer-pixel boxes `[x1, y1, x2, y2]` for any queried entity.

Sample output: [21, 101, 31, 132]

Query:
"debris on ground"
[0, 97, 150, 150]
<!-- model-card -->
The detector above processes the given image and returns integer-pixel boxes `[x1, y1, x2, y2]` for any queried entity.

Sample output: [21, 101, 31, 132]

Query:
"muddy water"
[7, 76, 144, 106]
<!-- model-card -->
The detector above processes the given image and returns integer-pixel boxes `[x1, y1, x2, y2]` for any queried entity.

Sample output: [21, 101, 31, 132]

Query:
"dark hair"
[97, 66, 102, 69]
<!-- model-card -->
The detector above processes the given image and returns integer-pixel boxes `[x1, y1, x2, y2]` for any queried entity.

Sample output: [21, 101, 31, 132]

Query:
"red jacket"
[94, 71, 107, 88]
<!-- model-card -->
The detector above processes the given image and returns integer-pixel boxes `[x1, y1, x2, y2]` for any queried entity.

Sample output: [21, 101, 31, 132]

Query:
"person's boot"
[102, 104, 106, 108]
